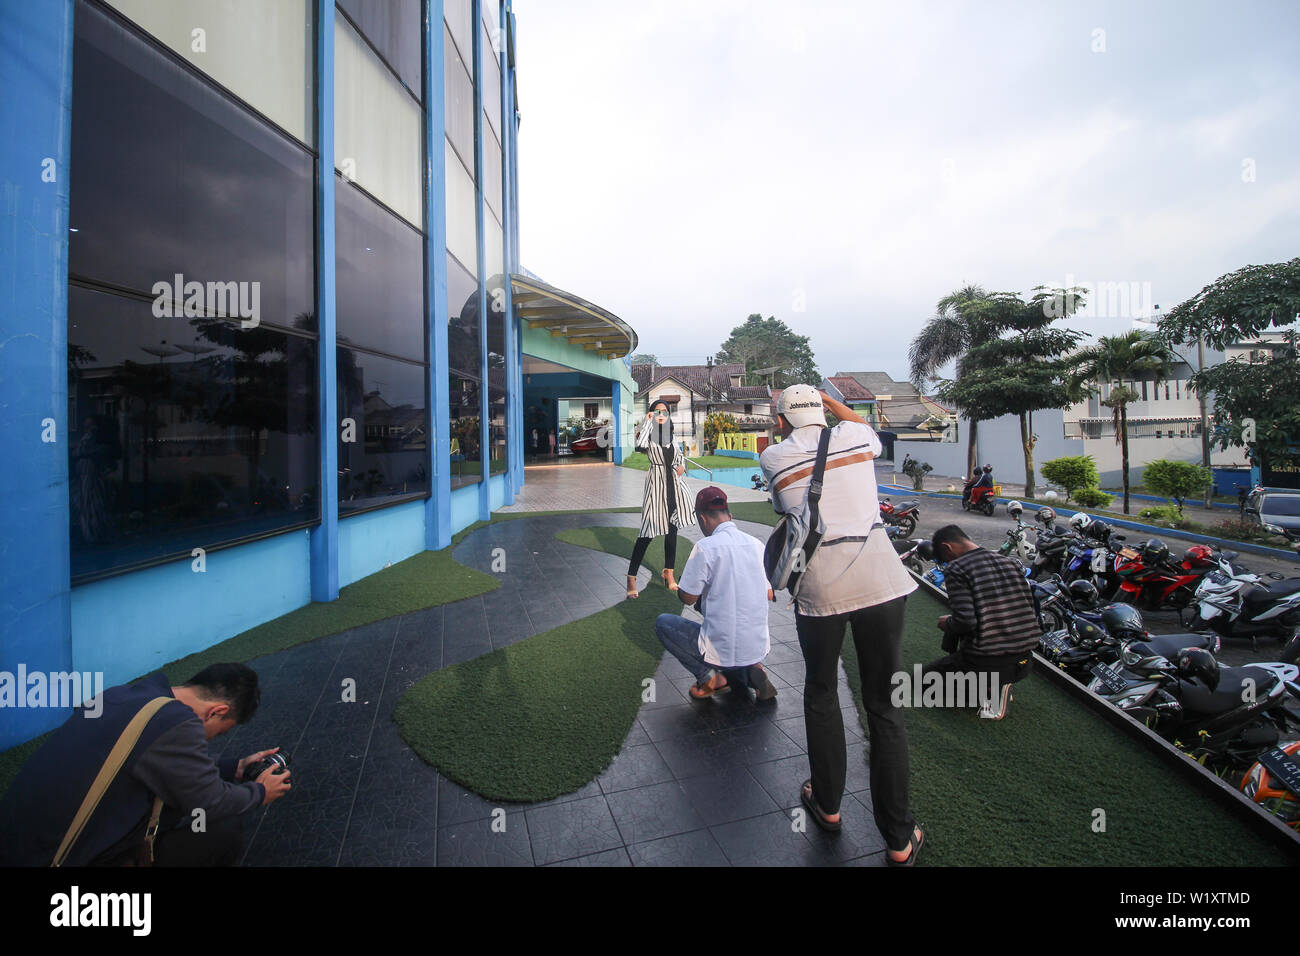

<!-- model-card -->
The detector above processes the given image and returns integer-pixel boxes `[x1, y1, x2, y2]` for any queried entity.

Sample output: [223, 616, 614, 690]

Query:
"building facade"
[0, 0, 637, 748]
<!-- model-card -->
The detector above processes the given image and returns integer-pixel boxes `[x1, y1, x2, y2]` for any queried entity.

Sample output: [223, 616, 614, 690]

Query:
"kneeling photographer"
[0, 662, 290, 867]
[923, 525, 1038, 720]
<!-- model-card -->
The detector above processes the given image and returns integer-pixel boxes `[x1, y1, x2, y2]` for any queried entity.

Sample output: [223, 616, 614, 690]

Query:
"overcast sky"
[512, 0, 1299, 384]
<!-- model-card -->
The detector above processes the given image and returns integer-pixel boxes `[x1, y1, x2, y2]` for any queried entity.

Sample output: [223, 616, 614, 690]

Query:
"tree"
[909, 285, 995, 478]
[703, 411, 739, 449]
[1143, 459, 1213, 517]
[1067, 329, 1177, 515]
[927, 287, 1084, 497]
[715, 314, 818, 388]
[629, 353, 658, 366]
[1159, 257, 1300, 486]
[1040, 455, 1100, 501]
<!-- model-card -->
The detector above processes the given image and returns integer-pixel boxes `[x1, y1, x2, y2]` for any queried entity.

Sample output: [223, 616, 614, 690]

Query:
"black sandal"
[886, 824, 924, 866]
[800, 780, 842, 833]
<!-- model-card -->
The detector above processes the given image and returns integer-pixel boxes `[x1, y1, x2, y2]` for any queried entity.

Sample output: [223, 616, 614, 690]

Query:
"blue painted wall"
[450, 483, 481, 531]
[70, 531, 311, 691]
[0, 0, 76, 749]
[338, 500, 428, 587]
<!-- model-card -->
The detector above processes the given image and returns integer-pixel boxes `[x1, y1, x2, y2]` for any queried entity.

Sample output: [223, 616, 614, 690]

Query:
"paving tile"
[437, 812, 533, 867]
[678, 766, 780, 827]
[596, 743, 676, 794]
[524, 795, 624, 865]
[437, 776, 505, 827]
[796, 792, 888, 865]
[709, 809, 811, 867]
[627, 828, 730, 867]
[604, 780, 708, 845]
[241, 795, 352, 867]
[545, 847, 633, 867]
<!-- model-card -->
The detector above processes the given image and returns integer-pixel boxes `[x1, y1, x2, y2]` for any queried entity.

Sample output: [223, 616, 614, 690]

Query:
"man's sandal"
[689, 672, 728, 699]
[886, 825, 925, 866]
[800, 780, 842, 833]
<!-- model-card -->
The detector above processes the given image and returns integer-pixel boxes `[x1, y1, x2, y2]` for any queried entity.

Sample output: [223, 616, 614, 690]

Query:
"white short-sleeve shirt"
[677, 520, 772, 668]
[759, 420, 916, 616]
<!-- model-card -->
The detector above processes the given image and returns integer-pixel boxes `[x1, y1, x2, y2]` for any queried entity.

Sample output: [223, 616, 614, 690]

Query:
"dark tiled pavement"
[211, 513, 886, 867]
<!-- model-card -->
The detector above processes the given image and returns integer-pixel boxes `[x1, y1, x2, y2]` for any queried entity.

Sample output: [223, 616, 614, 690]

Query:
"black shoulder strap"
[808, 426, 832, 505]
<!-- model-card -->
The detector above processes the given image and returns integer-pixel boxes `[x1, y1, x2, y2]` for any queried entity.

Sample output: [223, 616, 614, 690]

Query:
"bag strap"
[806, 425, 833, 519]
[51, 695, 173, 868]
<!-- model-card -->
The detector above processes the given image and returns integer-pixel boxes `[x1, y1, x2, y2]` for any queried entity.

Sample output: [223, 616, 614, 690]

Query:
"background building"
[0, 0, 637, 748]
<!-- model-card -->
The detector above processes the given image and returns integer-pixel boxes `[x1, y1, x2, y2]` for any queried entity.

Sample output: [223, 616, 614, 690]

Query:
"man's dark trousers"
[795, 594, 913, 850]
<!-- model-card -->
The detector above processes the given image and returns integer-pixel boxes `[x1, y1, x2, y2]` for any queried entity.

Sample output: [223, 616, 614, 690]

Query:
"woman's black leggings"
[628, 526, 677, 576]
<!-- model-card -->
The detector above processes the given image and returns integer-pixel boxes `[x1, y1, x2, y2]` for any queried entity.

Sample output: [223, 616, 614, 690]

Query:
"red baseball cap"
[695, 486, 729, 512]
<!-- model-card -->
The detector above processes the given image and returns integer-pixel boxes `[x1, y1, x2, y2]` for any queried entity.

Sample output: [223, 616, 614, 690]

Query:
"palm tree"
[1067, 329, 1176, 514]
[909, 285, 995, 477]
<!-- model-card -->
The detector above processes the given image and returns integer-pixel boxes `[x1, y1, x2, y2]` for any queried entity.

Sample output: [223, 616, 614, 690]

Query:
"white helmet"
[1006, 500, 1024, 517]
[1069, 512, 1093, 532]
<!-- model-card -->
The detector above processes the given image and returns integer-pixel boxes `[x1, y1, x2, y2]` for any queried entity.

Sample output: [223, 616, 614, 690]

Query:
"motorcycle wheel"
[1280, 627, 1300, 665]
[961, 499, 971, 511]
[899, 514, 917, 537]
[980, 499, 995, 517]
[1041, 605, 1068, 633]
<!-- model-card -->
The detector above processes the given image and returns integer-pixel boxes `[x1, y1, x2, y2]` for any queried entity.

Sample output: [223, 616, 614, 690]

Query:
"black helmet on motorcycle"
[1074, 620, 1105, 648]
[1067, 579, 1100, 609]
[1175, 647, 1220, 691]
[983, 464, 993, 472]
[1142, 538, 1169, 567]
[1100, 602, 1145, 640]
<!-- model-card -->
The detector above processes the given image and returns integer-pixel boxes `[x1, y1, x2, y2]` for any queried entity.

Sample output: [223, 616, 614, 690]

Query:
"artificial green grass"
[620, 452, 755, 472]
[840, 590, 1294, 866]
[393, 528, 689, 802]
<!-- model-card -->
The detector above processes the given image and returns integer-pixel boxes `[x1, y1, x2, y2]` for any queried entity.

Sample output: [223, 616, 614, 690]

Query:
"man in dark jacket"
[0, 663, 290, 866]
[923, 525, 1038, 719]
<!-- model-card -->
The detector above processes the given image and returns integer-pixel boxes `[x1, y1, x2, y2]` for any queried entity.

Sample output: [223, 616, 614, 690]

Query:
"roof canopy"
[510, 273, 637, 359]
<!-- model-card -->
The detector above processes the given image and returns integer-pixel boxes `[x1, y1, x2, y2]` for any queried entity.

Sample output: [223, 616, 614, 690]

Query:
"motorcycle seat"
[1178, 665, 1279, 716]
[1257, 578, 1300, 599]
[897, 500, 919, 509]
[1130, 633, 1215, 659]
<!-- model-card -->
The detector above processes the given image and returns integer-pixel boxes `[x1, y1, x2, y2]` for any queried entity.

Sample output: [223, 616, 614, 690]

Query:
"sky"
[511, 0, 1300, 385]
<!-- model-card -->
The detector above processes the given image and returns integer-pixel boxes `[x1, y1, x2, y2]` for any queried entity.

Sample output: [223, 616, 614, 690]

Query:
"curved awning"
[508, 272, 638, 359]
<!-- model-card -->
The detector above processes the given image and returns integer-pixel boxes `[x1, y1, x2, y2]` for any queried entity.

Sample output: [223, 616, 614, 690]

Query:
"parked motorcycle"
[1241, 741, 1300, 829]
[1191, 563, 1300, 660]
[880, 496, 920, 537]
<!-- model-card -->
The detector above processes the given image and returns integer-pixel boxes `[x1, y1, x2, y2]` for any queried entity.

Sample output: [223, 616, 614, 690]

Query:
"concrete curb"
[882, 485, 1300, 564]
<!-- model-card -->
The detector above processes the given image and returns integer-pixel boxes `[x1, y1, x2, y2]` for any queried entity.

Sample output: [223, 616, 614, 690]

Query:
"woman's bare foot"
[626, 575, 639, 599]
[661, 569, 678, 591]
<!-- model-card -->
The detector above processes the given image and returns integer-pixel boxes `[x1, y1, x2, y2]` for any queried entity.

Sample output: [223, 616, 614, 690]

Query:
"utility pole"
[1198, 331, 1213, 509]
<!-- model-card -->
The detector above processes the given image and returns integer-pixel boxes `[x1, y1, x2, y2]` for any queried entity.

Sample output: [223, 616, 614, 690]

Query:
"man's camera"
[243, 750, 290, 783]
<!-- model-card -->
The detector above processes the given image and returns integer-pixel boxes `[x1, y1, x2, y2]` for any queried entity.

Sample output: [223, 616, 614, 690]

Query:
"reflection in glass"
[70, 3, 314, 332]
[337, 348, 429, 514]
[448, 254, 482, 487]
[336, 176, 426, 362]
[487, 274, 508, 475]
[67, 286, 319, 582]
[444, 24, 475, 173]
[337, 0, 422, 99]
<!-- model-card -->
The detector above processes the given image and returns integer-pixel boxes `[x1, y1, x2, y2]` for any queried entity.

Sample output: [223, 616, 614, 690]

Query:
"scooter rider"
[963, 465, 994, 506]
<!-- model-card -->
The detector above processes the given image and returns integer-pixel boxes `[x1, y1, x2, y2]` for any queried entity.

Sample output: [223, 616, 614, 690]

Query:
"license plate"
[1090, 662, 1129, 695]
[1040, 633, 1072, 656]
[1119, 547, 1140, 560]
[1257, 748, 1300, 799]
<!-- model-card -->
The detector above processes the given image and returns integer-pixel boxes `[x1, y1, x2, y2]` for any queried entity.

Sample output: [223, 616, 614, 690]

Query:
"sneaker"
[748, 663, 778, 702]
[978, 685, 1013, 720]
[689, 671, 730, 699]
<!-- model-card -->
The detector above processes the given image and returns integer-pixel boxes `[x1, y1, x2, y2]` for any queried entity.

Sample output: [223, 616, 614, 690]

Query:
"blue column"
[0, 0, 76, 748]
[309, 1, 340, 602]
[612, 380, 625, 465]
[426, 0, 452, 550]
[472, 0, 491, 520]
[498, 0, 517, 504]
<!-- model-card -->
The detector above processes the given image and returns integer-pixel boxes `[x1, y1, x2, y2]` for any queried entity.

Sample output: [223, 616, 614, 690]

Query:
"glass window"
[481, 15, 502, 141]
[483, 126, 503, 222]
[336, 176, 426, 362]
[484, 213, 504, 284]
[67, 286, 319, 582]
[335, 13, 424, 228]
[445, 139, 478, 271]
[444, 0, 473, 68]
[70, 3, 314, 333]
[337, 0, 422, 99]
[337, 348, 429, 514]
[487, 274, 507, 475]
[104, 0, 314, 145]
[444, 24, 475, 173]
[448, 254, 482, 488]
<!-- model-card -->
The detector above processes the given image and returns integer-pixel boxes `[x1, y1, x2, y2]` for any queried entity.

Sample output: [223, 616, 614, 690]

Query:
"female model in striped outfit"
[626, 399, 696, 599]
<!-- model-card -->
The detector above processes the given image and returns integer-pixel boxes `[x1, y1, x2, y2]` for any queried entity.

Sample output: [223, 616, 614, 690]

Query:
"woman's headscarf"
[648, 399, 674, 446]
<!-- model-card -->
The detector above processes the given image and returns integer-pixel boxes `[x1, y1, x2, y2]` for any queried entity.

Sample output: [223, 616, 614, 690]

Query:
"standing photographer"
[760, 385, 924, 864]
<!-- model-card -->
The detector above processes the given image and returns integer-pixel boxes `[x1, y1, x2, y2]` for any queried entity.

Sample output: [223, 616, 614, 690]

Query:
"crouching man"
[0, 663, 290, 866]
[922, 525, 1038, 719]
[655, 486, 779, 701]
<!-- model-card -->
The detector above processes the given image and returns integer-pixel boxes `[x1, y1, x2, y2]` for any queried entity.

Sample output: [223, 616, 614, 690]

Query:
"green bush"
[1040, 455, 1100, 500]
[1071, 487, 1113, 508]
[1137, 504, 1188, 526]
[1142, 459, 1214, 515]
[1210, 518, 1279, 544]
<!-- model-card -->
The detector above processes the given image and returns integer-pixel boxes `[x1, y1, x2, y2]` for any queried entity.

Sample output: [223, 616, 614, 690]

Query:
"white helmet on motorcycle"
[1036, 506, 1057, 525]
[1006, 500, 1024, 518]
[1068, 512, 1093, 533]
